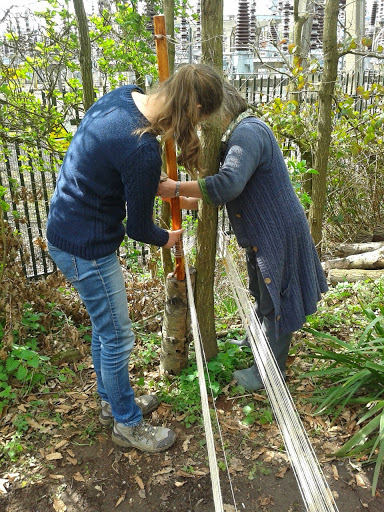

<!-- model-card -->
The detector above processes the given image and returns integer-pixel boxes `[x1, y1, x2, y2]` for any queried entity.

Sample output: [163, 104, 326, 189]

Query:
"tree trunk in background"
[195, 0, 223, 360]
[163, 0, 175, 75]
[288, 0, 308, 103]
[291, 0, 314, 201]
[160, 0, 175, 277]
[308, 0, 339, 254]
[73, 0, 94, 112]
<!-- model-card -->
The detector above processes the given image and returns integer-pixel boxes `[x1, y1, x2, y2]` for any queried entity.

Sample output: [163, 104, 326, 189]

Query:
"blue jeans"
[48, 243, 142, 426]
[245, 247, 292, 373]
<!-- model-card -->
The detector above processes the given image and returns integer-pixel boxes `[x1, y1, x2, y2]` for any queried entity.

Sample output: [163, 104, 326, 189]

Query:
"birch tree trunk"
[328, 269, 384, 285]
[160, 269, 195, 374]
[323, 247, 384, 270]
[308, 0, 339, 253]
[73, 0, 94, 112]
[195, 0, 223, 360]
[334, 242, 384, 257]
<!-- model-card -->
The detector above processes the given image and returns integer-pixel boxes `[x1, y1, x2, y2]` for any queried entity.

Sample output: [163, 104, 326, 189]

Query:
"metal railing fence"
[2, 69, 384, 279]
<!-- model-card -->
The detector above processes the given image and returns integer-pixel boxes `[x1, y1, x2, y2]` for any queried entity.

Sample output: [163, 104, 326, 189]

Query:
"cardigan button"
[264, 277, 271, 284]
[252, 246, 258, 252]
[235, 213, 241, 218]
[276, 315, 281, 321]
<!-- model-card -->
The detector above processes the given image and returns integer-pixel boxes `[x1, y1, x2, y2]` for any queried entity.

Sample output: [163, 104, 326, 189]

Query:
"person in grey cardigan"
[158, 82, 328, 391]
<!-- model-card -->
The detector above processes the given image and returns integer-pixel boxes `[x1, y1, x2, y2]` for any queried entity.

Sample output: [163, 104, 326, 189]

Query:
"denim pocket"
[48, 243, 79, 283]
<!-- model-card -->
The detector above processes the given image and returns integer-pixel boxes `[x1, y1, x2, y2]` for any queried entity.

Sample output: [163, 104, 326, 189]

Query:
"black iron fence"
[2, 69, 384, 279]
[229, 69, 384, 112]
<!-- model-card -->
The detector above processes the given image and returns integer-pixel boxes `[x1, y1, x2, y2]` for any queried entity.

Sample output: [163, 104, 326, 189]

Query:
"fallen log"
[334, 241, 384, 257]
[323, 247, 384, 271]
[328, 268, 384, 285]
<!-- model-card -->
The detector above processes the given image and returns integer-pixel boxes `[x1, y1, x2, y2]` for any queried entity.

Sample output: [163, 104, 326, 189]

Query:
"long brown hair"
[222, 81, 248, 119]
[143, 64, 223, 174]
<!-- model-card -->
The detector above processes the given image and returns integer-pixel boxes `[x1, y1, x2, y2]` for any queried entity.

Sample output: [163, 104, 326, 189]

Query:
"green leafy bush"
[303, 297, 384, 494]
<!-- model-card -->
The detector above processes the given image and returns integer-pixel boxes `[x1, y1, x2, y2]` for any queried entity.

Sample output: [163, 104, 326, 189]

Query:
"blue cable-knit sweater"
[199, 117, 328, 335]
[46, 85, 169, 260]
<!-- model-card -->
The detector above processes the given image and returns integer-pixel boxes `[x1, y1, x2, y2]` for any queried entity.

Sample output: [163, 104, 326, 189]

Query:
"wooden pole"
[153, 15, 185, 281]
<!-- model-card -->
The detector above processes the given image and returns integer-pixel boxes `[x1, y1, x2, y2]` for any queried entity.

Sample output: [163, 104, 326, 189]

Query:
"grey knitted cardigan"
[199, 116, 328, 336]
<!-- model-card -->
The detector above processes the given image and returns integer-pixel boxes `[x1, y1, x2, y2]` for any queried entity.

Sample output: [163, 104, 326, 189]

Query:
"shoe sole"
[99, 415, 113, 426]
[111, 431, 176, 453]
[99, 401, 159, 426]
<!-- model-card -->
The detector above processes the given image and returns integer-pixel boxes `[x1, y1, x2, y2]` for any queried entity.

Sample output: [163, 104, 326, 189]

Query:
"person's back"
[47, 85, 166, 259]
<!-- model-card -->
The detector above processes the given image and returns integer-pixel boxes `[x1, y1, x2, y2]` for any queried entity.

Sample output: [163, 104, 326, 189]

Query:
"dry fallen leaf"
[276, 467, 288, 478]
[52, 496, 66, 512]
[55, 440, 69, 450]
[193, 469, 209, 476]
[25, 417, 43, 430]
[355, 474, 367, 488]
[46, 452, 63, 461]
[176, 470, 195, 479]
[152, 467, 174, 477]
[49, 475, 65, 480]
[115, 491, 126, 508]
[134, 475, 145, 489]
[258, 495, 274, 506]
[175, 480, 186, 487]
[73, 472, 86, 482]
[55, 405, 72, 413]
[182, 436, 192, 453]
[0, 479, 8, 494]
[332, 465, 339, 481]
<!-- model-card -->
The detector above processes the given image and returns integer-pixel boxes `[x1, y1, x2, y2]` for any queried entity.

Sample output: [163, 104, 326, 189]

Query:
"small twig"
[226, 393, 255, 401]
[133, 310, 164, 325]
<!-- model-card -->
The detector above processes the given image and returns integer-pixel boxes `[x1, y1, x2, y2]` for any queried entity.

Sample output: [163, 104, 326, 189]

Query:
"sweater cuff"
[198, 179, 212, 204]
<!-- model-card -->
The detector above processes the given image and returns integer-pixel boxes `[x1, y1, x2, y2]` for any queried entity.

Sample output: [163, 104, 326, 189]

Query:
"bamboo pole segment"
[153, 14, 185, 281]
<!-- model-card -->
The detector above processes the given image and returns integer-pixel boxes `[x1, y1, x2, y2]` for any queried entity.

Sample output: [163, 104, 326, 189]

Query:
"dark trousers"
[245, 247, 292, 374]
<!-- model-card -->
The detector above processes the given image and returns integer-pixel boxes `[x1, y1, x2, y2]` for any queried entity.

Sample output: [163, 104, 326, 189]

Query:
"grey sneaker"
[112, 420, 176, 453]
[99, 395, 159, 426]
[228, 337, 250, 348]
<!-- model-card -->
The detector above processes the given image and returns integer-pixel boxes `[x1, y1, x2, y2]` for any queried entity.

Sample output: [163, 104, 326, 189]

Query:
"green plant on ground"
[248, 461, 272, 479]
[306, 278, 384, 333]
[0, 433, 24, 462]
[159, 342, 251, 428]
[302, 292, 384, 495]
[0, 300, 88, 414]
[242, 402, 273, 426]
[132, 333, 161, 368]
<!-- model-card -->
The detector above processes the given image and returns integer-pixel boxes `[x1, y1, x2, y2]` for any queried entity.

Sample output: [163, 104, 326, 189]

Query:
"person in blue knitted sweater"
[158, 82, 328, 391]
[46, 64, 223, 452]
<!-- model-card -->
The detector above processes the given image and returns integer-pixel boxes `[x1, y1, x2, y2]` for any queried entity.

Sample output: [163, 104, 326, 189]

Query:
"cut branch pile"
[323, 242, 384, 285]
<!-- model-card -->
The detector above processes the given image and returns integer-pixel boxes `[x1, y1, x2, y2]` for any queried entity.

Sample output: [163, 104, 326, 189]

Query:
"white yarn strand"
[183, 249, 225, 512]
[218, 227, 339, 512]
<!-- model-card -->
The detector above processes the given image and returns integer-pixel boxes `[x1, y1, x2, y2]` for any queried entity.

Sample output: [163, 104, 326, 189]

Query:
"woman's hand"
[157, 178, 178, 198]
[164, 228, 184, 249]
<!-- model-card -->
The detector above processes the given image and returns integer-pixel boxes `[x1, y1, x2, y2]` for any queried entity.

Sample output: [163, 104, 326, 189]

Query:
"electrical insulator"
[236, 0, 250, 51]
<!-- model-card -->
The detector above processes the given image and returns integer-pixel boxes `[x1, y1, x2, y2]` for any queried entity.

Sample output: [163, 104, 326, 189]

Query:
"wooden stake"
[153, 15, 185, 281]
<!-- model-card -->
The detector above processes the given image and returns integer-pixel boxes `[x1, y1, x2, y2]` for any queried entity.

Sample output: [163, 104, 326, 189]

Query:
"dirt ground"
[1, 383, 384, 512]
